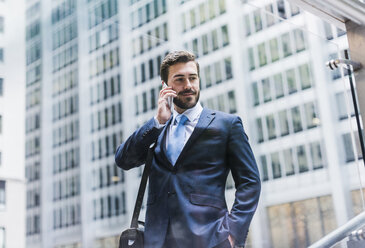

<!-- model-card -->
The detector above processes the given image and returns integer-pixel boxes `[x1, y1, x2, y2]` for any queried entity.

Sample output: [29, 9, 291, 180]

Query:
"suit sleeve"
[115, 118, 162, 170]
[226, 116, 261, 246]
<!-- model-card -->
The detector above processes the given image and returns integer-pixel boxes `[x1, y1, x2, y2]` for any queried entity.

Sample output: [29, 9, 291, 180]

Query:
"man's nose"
[184, 78, 192, 88]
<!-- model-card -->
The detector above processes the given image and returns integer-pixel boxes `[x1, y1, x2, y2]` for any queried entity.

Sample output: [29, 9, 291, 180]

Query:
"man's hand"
[228, 235, 235, 248]
[156, 85, 176, 124]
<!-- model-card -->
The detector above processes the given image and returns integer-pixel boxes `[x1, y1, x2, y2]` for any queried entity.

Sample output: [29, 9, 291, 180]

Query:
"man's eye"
[189, 77, 197, 81]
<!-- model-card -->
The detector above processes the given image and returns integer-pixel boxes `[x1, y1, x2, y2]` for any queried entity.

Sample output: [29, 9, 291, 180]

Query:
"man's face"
[166, 61, 200, 110]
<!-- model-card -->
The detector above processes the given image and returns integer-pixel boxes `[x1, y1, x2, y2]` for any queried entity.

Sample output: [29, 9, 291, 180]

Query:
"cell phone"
[163, 82, 173, 110]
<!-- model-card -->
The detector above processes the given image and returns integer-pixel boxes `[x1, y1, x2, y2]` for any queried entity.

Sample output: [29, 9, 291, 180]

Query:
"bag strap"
[130, 142, 157, 229]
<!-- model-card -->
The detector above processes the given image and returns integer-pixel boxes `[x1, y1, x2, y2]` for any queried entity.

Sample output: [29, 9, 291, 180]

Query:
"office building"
[25, 0, 365, 247]
[0, 0, 26, 247]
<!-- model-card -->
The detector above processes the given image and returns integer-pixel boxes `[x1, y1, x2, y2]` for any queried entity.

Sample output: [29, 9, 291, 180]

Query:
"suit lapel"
[175, 108, 216, 166]
[155, 116, 174, 169]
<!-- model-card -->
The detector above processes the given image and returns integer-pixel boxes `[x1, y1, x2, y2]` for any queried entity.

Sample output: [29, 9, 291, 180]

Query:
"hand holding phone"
[156, 82, 176, 124]
[162, 82, 173, 111]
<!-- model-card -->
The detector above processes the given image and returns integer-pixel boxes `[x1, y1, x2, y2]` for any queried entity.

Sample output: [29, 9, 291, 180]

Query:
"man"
[115, 51, 260, 248]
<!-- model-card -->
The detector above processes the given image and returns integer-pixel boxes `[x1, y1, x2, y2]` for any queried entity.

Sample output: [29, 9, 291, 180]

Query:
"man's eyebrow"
[173, 73, 198, 78]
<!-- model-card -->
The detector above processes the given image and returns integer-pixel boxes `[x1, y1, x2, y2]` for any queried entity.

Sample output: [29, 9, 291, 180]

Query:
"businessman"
[115, 51, 261, 248]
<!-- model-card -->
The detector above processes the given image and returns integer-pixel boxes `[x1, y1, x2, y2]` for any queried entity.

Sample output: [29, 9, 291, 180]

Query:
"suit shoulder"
[205, 108, 241, 122]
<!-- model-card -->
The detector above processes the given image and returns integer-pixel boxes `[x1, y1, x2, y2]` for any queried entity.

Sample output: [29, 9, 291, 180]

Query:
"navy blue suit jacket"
[115, 108, 261, 248]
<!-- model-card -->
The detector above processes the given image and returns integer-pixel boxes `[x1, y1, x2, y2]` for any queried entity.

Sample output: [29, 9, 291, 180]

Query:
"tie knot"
[177, 115, 188, 125]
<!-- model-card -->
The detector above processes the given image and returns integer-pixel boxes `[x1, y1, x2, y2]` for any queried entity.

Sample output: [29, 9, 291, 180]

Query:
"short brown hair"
[160, 51, 200, 84]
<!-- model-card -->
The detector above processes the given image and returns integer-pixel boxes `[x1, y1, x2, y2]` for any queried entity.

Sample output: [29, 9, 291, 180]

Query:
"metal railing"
[309, 211, 365, 248]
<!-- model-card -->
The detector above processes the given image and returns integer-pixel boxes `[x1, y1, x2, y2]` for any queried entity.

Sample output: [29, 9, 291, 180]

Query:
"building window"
[278, 110, 289, 136]
[323, 22, 333, 40]
[260, 155, 269, 181]
[221, 25, 229, 46]
[0, 181, 5, 208]
[286, 68, 297, 94]
[148, 59, 154, 79]
[277, 0, 287, 19]
[190, 9, 196, 28]
[248, 47, 255, 71]
[199, 3, 207, 24]
[257, 43, 267, 67]
[305, 102, 319, 129]
[283, 149, 295, 176]
[244, 14, 251, 36]
[218, 0, 226, 14]
[252, 82, 259, 106]
[150, 88, 156, 109]
[299, 63, 312, 89]
[256, 118, 264, 143]
[224, 57, 233, 79]
[212, 29, 219, 51]
[265, 4, 275, 27]
[192, 38, 199, 56]
[351, 188, 365, 216]
[202, 34, 209, 55]
[297, 145, 308, 172]
[142, 92, 148, 113]
[253, 9, 262, 32]
[214, 61, 222, 84]
[269, 38, 280, 62]
[336, 27, 346, 37]
[267, 196, 336, 248]
[274, 73, 284, 98]
[217, 94, 225, 111]
[336, 91, 354, 120]
[135, 95, 139, 116]
[208, 0, 216, 19]
[227, 91, 236, 113]
[204, 66, 212, 88]
[266, 114, 276, 140]
[262, 78, 271, 102]
[291, 106, 303, 132]
[310, 141, 324, 169]
[0, 48, 3, 62]
[290, 2, 300, 16]
[281, 33, 292, 57]
[294, 29, 306, 52]
[342, 132, 362, 162]
[271, 152, 281, 179]
[0, 17, 3, 33]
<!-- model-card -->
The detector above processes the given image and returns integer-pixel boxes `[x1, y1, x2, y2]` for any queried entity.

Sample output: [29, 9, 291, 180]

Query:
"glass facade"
[21, 0, 365, 247]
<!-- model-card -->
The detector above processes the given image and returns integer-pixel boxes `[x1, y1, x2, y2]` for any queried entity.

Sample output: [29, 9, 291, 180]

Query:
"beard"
[173, 89, 200, 110]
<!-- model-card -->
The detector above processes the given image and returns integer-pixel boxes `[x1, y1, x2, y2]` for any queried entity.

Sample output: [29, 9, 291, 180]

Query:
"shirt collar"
[172, 101, 203, 124]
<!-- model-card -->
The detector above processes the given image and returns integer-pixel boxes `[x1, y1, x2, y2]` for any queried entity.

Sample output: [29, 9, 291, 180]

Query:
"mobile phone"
[163, 82, 173, 110]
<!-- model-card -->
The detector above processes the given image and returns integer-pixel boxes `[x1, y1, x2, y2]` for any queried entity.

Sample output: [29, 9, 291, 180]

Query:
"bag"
[119, 228, 144, 248]
[118, 142, 156, 248]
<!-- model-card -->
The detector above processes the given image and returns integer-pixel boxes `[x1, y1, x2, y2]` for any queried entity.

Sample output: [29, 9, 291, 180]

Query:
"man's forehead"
[169, 62, 198, 76]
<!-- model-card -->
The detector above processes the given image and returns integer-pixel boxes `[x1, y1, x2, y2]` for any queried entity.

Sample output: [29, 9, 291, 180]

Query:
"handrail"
[309, 211, 365, 248]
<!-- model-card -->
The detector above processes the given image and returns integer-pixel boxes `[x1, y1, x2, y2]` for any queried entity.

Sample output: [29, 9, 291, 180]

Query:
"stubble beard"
[173, 90, 200, 110]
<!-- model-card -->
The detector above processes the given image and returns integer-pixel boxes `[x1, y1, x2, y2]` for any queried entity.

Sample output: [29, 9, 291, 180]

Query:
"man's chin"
[174, 98, 198, 110]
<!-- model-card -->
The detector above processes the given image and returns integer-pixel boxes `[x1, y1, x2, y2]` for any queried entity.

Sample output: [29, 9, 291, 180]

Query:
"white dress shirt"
[154, 102, 203, 150]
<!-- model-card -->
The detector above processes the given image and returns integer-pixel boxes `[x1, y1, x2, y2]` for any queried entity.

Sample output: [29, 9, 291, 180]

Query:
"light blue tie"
[167, 115, 188, 165]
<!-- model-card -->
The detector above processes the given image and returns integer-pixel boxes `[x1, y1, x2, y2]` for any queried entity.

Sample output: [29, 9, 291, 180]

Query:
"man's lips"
[180, 92, 195, 96]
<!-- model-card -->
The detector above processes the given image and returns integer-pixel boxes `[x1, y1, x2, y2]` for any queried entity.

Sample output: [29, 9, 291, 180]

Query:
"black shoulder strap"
[130, 142, 156, 229]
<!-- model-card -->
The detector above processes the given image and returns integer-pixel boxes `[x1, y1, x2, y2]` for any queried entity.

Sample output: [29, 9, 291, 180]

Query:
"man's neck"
[174, 106, 187, 114]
